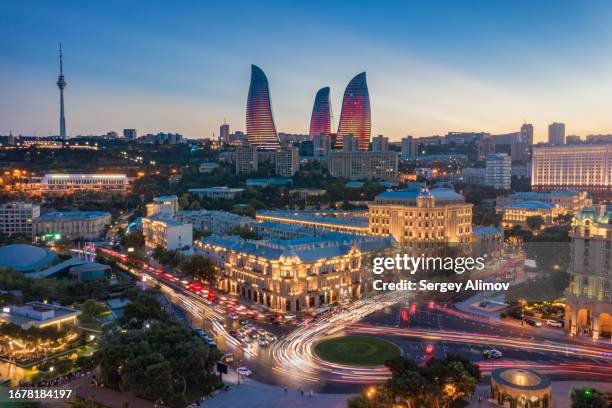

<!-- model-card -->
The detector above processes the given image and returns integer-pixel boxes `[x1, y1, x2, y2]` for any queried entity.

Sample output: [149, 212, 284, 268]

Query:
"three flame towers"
[246, 65, 371, 151]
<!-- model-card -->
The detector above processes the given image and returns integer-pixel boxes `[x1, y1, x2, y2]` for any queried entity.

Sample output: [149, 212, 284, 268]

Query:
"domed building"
[0, 244, 58, 274]
[490, 368, 552, 407]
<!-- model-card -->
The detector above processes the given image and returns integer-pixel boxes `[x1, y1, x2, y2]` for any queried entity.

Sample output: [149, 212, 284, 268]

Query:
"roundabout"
[314, 335, 401, 367]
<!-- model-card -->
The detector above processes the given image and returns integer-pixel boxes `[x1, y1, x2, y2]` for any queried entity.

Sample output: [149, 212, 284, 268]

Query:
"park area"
[314, 335, 401, 367]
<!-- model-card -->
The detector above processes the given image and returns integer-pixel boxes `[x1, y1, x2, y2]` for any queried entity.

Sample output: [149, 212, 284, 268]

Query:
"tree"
[526, 215, 545, 231]
[121, 230, 145, 249]
[228, 225, 259, 240]
[180, 255, 217, 283]
[571, 387, 606, 408]
[81, 299, 99, 324]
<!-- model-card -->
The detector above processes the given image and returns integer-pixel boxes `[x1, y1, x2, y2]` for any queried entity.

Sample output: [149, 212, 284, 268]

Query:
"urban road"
[107, 249, 612, 394]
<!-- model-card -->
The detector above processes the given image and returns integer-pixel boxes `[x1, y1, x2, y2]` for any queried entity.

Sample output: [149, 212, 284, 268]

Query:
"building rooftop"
[35, 211, 110, 221]
[0, 244, 58, 273]
[188, 187, 244, 192]
[509, 190, 581, 198]
[376, 187, 464, 201]
[257, 210, 369, 228]
[202, 232, 392, 263]
[506, 201, 555, 210]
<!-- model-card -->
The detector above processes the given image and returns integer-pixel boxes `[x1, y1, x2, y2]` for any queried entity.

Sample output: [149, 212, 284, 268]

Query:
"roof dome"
[417, 187, 433, 199]
[500, 369, 543, 387]
[0, 244, 58, 273]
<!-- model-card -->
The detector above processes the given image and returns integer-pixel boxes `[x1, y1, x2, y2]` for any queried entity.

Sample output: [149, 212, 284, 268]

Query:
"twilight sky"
[2, 1, 612, 142]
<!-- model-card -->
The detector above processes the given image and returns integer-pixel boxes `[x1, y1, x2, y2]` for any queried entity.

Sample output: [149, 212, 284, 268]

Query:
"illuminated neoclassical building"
[246, 65, 280, 150]
[197, 234, 366, 312]
[309, 87, 331, 140]
[565, 205, 612, 340]
[336, 72, 371, 151]
[368, 188, 473, 245]
[500, 201, 561, 230]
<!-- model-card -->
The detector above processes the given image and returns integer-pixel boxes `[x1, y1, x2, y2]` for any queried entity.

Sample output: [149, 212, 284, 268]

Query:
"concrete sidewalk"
[200, 369, 350, 408]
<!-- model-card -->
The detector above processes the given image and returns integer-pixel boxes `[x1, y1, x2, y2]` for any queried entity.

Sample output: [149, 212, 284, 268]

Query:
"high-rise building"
[371, 135, 389, 152]
[309, 87, 331, 140]
[565, 205, 612, 340]
[56, 44, 67, 138]
[548, 122, 565, 145]
[327, 151, 398, 181]
[566, 135, 582, 145]
[477, 138, 496, 161]
[510, 143, 531, 164]
[401, 136, 418, 157]
[485, 153, 511, 190]
[336, 72, 371, 151]
[246, 65, 280, 150]
[520, 123, 533, 145]
[313, 133, 331, 157]
[0, 202, 40, 237]
[235, 143, 258, 175]
[342, 135, 359, 152]
[531, 144, 611, 202]
[123, 129, 137, 140]
[220, 122, 230, 143]
[275, 144, 299, 177]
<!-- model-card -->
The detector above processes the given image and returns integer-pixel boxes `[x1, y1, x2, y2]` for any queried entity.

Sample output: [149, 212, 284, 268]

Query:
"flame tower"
[309, 87, 332, 139]
[246, 65, 279, 150]
[336, 72, 371, 151]
[57, 44, 67, 138]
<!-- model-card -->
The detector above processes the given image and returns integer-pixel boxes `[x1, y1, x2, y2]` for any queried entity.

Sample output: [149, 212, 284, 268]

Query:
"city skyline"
[4, 1, 612, 141]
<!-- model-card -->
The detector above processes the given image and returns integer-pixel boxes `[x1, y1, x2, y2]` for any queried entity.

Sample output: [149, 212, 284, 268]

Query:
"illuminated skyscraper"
[246, 65, 279, 150]
[309, 87, 331, 139]
[336, 72, 371, 151]
[56, 44, 67, 138]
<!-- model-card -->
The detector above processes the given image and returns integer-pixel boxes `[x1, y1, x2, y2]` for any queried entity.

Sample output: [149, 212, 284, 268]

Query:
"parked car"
[546, 319, 563, 328]
[237, 366, 252, 377]
[483, 348, 503, 359]
[222, 353, 234, 363]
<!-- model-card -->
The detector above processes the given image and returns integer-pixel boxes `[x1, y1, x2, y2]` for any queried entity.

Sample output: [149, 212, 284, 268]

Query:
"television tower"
[57, 43, 67, 138]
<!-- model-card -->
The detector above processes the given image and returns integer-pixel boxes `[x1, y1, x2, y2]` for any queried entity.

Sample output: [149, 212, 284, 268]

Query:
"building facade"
[188, 187, 244, 200]
[198, 234, 364, 312]
[0, 202, 40, 236]
[246, 65, 280, 150]
[531, 144, 611, 202]
[142, 215, 193, 251]
[174, 210, 254, 235]
[327, 151, 399, 181]
[336, 72, 371, 151]
[500, 201, 560, 230]
[371, 135, 389, 152]
[309, 87, 331, 140]
[401, 136, 418, 157]
[33, 211, 111, 240]
[40, 174, 128, 194]
[548, 122, 565, 145]
[497, 190, 588, 215]
[368, 188, 473, 244]
[235, 143, 258, 175]
[485, 153, 511, 190]
[565, 205, 612, 339]
[146, 195, 179, 217]
[275, 144, 299, 177]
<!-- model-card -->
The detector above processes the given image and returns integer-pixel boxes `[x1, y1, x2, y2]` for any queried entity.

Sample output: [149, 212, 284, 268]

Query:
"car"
[483, 348, 503, 359]
[258, 339, 269, 347]
[424, 344, 434, 354]
[546, 319, 563, 328]
[284, 314, 297, 321]
[526, 319, 542, 327]
[265, 333, 277, 342]
[239, 319, 249, 326]
[237, 366, 252, 377]
[221, 353, 234, 363]
[228, 313, 239, 320]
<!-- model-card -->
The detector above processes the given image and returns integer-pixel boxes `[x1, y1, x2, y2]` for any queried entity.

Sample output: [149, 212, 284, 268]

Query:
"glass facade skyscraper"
[309, 87, 331, 139]
[246, 65, 280, 150]
[336, 72, 371, 151]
